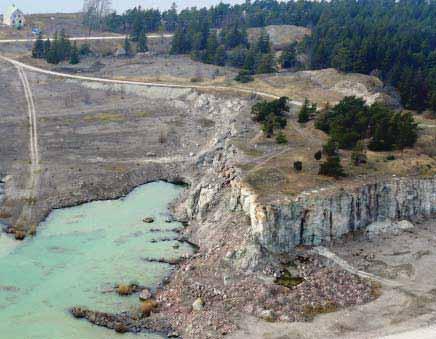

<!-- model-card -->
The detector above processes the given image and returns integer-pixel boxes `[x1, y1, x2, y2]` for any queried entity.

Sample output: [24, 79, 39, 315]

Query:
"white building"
[3, 4, 25, 28]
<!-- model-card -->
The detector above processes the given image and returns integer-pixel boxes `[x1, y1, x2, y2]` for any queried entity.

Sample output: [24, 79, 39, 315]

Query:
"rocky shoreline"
[72, 248, 379, 338]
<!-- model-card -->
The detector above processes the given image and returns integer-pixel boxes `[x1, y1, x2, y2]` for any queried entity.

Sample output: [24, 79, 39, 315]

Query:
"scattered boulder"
[139, 288, 152, 301]
[114, 322, 128, 333]
[192, 298, 204, 312]
[14, 230, 26, 241]
[114, 48, 126, 58]
[70, 307, 86, 319]
[366, 219, 414, 238]
[259, 309, 276, 322]
[143, 217, 155, 223]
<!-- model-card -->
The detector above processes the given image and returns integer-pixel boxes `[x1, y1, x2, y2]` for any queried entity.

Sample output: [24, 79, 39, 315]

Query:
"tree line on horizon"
[86, 0, 435, 114]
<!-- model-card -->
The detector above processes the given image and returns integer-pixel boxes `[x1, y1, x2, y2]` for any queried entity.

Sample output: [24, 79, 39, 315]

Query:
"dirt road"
[15, 65, 41, 227]
[0, 55, 301, 103]
[0, 34, 173, 44]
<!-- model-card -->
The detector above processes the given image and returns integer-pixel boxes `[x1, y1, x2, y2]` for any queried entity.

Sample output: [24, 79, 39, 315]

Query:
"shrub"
[314, 150, 322, 161]
[386, 155, 396, 161]
[323, 139, 338, 156]
[234, 69, 253, 83]
[0, 211, 12, 218]
[79, 43, 91, 56]
[139, 300, 158, 317]
[319, 156, 346, 178]
[294, 161, 303, 172]
[276, 132, 288, 144]
[117, 284, 133, 296]
[351, 141, 367, 166]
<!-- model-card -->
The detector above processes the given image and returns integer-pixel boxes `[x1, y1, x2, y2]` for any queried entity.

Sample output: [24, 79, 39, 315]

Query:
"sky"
[0, 0, 246, 14]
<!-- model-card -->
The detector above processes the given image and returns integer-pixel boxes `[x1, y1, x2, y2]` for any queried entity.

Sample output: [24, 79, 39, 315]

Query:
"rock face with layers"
[230, 177, 436, 257]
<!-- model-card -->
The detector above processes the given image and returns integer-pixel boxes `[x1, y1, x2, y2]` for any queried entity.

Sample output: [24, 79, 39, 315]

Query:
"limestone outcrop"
[230, 177, 435, 256]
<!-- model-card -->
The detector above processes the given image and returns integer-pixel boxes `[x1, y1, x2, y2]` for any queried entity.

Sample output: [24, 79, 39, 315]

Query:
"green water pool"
[0, 181, 190, 339]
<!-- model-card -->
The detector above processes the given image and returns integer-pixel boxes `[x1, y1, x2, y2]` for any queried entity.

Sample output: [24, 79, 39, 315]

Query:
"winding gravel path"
[15, 65, 41, 225]
[0, 34, 172, 44]
[0, 55, 303, 104]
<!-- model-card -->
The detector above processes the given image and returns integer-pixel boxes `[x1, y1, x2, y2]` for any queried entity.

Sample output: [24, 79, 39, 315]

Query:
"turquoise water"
[0, 182, 190, 339]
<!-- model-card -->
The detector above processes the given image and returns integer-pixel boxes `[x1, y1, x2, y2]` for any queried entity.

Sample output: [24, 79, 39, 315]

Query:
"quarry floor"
[0, 49, 435, 339]
[229, 219, 436, 339]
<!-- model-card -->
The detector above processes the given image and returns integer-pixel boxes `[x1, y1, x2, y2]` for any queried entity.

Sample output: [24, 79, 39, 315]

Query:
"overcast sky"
[0, 1, 246, 14]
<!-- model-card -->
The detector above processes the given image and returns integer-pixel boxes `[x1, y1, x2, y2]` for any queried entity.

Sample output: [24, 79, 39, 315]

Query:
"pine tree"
[137, 31, 148, 53]
[276, 132, 288, 144]
[46, 33, 59, 64]
[319, 156, 346, 178]
[43, 38, 51, 57]
[256, 53, 275, 74]
[32, 33, 45, 59]
[171, 25, 191, 54]
[298, 98, 317, 123]
[430, 92, 436, 117]
[214, 45, 226, 66]
[298, 98, 310, 123]
[256, 29, 271, 54]
[204, 32, 218, 64]
[243, 48, 257, 74]
[124, 37, 133, 57]
[280, 49, 297, 69]
[69, 42, 80, 65]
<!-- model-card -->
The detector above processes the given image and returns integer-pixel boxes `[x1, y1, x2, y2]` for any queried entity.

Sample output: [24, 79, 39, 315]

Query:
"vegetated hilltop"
[95, 0, 435, 114]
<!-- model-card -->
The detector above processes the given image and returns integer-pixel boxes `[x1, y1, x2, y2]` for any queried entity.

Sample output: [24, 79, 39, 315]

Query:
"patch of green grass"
[274, 269, 304, 288]
[83, 112, 124, 123]
[245, 167, 288, 192]
[136, 112, 151, 118]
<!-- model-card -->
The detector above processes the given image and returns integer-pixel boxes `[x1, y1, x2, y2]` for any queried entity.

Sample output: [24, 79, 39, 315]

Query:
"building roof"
[5, 4, 23, 18]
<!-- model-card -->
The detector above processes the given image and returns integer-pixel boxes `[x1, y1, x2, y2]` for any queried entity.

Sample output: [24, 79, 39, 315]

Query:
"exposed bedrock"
[230, 176, 436, 257]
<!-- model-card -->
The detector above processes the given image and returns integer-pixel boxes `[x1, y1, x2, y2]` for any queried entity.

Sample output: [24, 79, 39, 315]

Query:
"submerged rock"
[114, 322, 128, 333]
[139, 289, 152, 301]
[143, 217, 155, 223]
[70, 307, 86, 319]
[14, 231, 26, 241]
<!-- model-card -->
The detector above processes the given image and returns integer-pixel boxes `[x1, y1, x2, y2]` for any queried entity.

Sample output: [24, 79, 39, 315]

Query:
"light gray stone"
[192, 298, 204, 312]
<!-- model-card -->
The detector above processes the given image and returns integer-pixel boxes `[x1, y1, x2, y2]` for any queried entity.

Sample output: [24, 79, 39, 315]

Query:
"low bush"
[276, 132, 288, 144]
[319, 156, 346, 178]
[117, 284, 133, 296]
[294, 161, 303, 172]
[234, 69, 254, 83]
[139, 300, 158, 317]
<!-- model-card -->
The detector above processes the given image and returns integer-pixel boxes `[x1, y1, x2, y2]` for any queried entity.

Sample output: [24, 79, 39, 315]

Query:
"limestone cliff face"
[230, 176, 436, 255]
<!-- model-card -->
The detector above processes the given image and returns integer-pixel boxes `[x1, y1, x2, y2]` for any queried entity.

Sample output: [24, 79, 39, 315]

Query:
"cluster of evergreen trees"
[316, 96, 419, 152]
[96, 0, 436, 112]
[171, 25, 275, 75]
[251, 97, 289, 137]
[32, 31, 80, 65]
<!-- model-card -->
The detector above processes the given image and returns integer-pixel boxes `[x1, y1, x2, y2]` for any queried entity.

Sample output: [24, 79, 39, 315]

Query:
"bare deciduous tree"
[83, 0, 112, 34]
